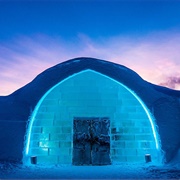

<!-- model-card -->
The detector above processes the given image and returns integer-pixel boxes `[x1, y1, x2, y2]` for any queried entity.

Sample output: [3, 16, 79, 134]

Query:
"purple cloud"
[159, 76, 180, 89]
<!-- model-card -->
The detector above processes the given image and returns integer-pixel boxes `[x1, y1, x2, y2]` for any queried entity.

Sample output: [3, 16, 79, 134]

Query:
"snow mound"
[0, 57, 180, 164]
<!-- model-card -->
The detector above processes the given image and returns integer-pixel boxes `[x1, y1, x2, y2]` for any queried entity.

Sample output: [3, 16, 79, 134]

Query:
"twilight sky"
[1, 0, 180, 95]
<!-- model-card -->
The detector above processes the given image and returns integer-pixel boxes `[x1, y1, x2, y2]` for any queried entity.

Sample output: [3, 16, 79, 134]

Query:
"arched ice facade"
[24, 70, 161, 165]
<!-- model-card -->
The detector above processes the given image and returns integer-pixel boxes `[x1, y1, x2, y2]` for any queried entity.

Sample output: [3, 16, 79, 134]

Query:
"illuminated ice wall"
[24, 70, 161, 165]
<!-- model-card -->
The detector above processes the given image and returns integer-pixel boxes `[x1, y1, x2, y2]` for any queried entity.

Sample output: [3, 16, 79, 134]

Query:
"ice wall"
[25, 70, 159, 165]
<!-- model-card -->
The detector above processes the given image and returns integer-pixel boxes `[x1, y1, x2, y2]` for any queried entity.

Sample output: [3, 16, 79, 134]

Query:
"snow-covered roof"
[0, 57, 180, 163]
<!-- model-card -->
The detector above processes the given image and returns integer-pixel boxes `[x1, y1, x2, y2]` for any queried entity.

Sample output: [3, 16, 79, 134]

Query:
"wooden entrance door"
[73, 117, 111, 165]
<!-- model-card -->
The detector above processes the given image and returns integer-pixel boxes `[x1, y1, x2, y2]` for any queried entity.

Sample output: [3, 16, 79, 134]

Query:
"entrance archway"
[24, 70, 161, 165]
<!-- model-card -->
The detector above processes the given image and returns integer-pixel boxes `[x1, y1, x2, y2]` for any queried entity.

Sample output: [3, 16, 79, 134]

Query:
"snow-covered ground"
[0, 162, 180, 179]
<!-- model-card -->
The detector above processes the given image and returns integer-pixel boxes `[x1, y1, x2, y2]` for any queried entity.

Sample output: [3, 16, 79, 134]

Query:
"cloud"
[159, 76, 180, 89]
[1, 31, 180, 95]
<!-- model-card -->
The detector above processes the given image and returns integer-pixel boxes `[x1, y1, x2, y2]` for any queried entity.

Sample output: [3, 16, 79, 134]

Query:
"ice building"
[0, 57, 180, 165]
